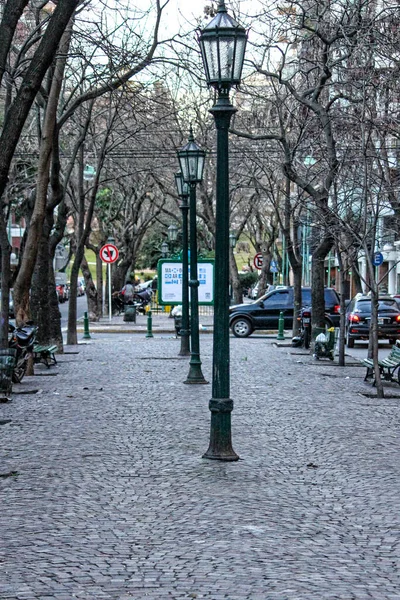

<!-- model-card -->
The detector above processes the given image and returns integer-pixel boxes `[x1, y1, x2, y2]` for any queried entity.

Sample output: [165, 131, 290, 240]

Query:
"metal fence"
[149, 296, 214, 317]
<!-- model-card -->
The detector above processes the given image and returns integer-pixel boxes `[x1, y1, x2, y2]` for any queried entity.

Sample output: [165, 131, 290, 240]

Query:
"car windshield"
[354, 298, 399, 313]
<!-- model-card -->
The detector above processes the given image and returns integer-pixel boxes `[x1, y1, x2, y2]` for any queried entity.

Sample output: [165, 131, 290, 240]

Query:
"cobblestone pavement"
[1, 332, 400, 599]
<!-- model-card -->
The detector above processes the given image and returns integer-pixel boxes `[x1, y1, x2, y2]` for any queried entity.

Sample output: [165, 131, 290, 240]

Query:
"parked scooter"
[132, 289, 153, 313]
[291, 306, 312, 349]
[8, 322, 37, 383]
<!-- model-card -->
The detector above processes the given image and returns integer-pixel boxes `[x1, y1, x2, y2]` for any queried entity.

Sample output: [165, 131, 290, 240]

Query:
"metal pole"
[282, 234, 286, 285]
[108, 263, 112, 321]
[277, 311, 285, 340]
[185, 184, 208, 384]
[179, 195, 191, 356]
[327, 251, 331, 287]
[203, 90, 238, 461]
[82, 311, 91, 340]
[146, 310, 153, 338]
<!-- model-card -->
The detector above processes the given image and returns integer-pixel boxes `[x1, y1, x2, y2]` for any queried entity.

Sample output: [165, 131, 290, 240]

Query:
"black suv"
[229, 287, 340, 338]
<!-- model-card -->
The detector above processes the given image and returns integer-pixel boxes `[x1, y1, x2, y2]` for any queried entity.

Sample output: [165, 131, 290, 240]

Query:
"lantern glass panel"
[168, 225, 178, 242]
[178, 154, 189, 182]
[175, 172, 183, 196]
[197, 153, 205, 182]
[219, 38, 234, 80]
[233, 37, 246, 80]
[189, 156, 198, 180]
[203, 38, 218, 81]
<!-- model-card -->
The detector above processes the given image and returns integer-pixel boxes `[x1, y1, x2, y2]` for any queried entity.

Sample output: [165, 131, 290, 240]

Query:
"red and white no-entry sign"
[253, 252, 263, 270]
[100, 243, 119, 264]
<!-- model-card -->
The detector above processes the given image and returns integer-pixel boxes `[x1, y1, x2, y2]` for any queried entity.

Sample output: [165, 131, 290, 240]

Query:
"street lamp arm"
[229, 127, 284, 143]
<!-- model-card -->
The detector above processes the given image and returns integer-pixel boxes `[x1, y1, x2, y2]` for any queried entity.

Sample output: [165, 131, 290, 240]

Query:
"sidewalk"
[1, 331, 399, 599]
[75, 310, 214, 335]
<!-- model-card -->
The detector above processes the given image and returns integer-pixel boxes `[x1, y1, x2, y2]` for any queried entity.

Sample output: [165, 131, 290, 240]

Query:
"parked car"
[345, 295, 400, 347]
[229, 286, 340, 338]
[77, 278, 85, 297]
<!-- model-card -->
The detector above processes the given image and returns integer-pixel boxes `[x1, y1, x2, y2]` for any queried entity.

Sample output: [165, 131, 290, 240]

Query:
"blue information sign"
[270, 260, 279, 273]
[372, 252, 384, 266]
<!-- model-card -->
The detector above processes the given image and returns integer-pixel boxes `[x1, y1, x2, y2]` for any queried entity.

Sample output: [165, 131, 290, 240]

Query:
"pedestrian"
[120, 280, 135, 304]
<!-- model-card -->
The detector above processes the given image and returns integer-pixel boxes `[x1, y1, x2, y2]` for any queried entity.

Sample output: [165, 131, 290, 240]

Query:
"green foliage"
[238, 271, 258, 292]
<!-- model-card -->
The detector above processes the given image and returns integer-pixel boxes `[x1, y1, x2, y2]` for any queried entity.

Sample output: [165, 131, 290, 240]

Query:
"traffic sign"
[372, 251, 384, 266]
[253, 253, 263, 269]
[100, 243, 119, 264]
[270, 260, 279, 273]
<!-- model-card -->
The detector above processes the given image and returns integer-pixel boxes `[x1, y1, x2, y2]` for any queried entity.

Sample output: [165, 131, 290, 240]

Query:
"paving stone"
[1, 333, 400, 598]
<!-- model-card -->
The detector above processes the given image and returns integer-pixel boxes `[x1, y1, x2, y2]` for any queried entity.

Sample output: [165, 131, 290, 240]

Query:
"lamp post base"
[179, 329, 191, 357]
[184, 357, 208, 384]
[202, 398, 239, 461]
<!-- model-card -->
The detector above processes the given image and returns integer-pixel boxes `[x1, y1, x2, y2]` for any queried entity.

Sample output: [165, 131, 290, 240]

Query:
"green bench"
[33, 344, 58, 368]
[362, 345, 400, 384]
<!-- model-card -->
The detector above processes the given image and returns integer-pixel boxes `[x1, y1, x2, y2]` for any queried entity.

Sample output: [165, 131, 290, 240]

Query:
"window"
[264, 291, 290, 308]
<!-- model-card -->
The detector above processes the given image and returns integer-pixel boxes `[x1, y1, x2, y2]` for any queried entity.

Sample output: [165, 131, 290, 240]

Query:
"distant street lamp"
[229, 232, 237, 249]
[178, 129, 208, 384]
[198, 0, 247, 460]
[161, 241, 169, 258]
[174, 172, 191, 357]
[168, 224, 178, 245]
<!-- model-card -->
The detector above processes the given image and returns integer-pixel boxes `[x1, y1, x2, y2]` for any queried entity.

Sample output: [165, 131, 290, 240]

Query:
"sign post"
[100, 243, 119, 321]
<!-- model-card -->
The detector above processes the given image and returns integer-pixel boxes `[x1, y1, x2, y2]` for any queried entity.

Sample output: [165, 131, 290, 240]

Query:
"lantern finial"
[217, 0, 227, 12]
[189, 125, 194, 141]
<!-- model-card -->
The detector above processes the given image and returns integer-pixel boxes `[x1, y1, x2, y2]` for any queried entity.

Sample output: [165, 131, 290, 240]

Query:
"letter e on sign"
[253, 253, 263, 270]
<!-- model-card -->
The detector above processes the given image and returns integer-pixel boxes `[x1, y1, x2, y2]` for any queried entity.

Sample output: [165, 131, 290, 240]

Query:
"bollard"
[146, 310, 154, 338]
[82, 311, 91, 340]
[277, 311, 285, 340]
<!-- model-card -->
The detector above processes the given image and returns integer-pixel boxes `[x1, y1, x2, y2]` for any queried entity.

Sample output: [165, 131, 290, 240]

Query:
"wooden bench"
[33, 344, 58, 368]
[362, 345, 400, 384]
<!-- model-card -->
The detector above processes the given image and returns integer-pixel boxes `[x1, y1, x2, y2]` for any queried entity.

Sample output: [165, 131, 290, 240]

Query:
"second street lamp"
[178, 129, 208, 385]
[198, 0, 247, 459]
[161, 241, 169, 258]
[168, 224, 178, 248]
[174, 172, 191, 357]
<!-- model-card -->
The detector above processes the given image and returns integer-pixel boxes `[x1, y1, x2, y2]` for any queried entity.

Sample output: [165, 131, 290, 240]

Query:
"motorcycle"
[292, 306, 312, 349]
[8, 322, 38, 383]
[132, 289, 153, 313]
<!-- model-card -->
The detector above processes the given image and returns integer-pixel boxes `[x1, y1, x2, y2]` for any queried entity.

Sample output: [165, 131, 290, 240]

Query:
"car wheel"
[231, 317, 253, 338]
[346, 329, 354, 348]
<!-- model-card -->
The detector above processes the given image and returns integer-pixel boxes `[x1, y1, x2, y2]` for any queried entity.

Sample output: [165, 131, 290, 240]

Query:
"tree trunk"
[0, 214, 11, 347]
[292, 263, 302, 337]
[311, 236, 334, 330]
[337, 252, 346, 367]
[370, 288, 384, 398]
[81, 255, 100, 321]
[229, 246, 242, 305]
[13, 16, 73, 325]
[31, 216, 54, 345]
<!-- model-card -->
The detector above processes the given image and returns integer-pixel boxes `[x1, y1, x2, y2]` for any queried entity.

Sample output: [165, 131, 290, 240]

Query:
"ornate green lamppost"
[178, 130, 208, 385]
[198, 0, 247, 460]
[174, 172, 191, 357]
